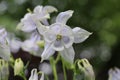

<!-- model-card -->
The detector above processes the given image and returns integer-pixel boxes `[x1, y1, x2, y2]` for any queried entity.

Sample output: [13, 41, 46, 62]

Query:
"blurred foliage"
[0, 0, 120, 80]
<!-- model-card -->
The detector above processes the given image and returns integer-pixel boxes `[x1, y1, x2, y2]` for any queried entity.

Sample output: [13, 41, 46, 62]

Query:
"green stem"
[50, 57, 58, 80]
[55, 53, 60, 64]
[61, 58, 67, 80]
[20, 74, 27, 80]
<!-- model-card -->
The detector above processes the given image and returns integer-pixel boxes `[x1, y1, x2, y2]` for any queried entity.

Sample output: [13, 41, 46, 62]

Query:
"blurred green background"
[0, 0, 120, 80]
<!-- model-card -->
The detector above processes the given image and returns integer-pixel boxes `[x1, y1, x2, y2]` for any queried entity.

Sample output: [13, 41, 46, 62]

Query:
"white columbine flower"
[0, 28, 10, 61]
[17, 5, 57, 32]
[108, 67, 120, 80]
[29, 68, 44, 80]
[41, 10, 92, 63]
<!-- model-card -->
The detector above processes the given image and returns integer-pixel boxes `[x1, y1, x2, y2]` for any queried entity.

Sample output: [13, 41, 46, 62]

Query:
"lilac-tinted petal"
[62, 36, 74, 48]
[10, 39, 22, 53]
[60, 25, 73, 36]
[41, 42, 55, 61]
[44, 30, 56, 43]
[17, 13, 37, 32]
[60, 46, 75, 64]
[52, 40, 64, 51]
[56, 10, 74, 24]
[21, 39, 39, 54]
[43, 5, 57, 13]
[72, 27, 92, 43]
[50, 23, 61, 34]
[108, 68, 120, 80]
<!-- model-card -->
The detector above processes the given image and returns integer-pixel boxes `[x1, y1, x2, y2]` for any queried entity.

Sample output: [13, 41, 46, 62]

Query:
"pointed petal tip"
[67, 10, 74, 16]
[40, 58, 44, 63]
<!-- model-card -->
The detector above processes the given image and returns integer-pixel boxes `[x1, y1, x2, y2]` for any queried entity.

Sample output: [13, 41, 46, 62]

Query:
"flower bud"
[29, 68, 44, 80]
[14, 58, 24, 76]
[0, 59, 9, 80]
[77, 58, 95, 80]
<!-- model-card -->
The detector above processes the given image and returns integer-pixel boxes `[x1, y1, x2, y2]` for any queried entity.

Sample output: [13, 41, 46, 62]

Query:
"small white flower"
[29, 68, 44, 80]
[108, 67, 120, 80]
[17, 5, 57, 32]
[41, 10, 91, 63]
[0, 28, 10, 61]
[17, 13, 38, 32]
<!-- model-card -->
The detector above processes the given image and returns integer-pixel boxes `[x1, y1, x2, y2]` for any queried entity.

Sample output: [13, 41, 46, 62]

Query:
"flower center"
[56, 34, 62, 40]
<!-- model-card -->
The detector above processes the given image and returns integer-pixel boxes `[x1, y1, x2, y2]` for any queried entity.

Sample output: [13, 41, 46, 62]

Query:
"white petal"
[21, 39, 39, 55]
[43, 5, 58, 13]
[33, 5, 43, 13]
[60, 24, 73, 36]
[41, 19, 49, 26]
[44, 30, 56, 43]
[60, 46, 75, 64]
[72, 27, 92, 43]
[18, 13, 37, 32]
[36, 21, 49, 35]
[29, 69, 38, 80]
[41, 42, 55, 61]
[10, 39, 22, 53]
[56, 10, 74, 24]
[50, 23, 73, 36]
[52, 40, 64, 51]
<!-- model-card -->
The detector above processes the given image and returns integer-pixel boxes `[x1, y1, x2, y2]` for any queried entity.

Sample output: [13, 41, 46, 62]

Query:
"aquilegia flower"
[41, 10, 92, 63]
[0, 28, 11, 61]
[17, 5, 57, 33]
[108, 67, 120, 80]
[29, 68, 44, 80]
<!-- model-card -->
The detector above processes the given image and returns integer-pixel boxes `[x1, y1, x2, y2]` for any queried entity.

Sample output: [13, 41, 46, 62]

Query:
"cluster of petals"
[41, 10, 92, 63]
[17, 5, 91, 64]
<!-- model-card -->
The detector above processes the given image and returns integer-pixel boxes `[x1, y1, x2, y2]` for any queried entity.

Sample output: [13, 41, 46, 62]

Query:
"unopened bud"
[77, 58, 95, 80]
[14, 58, 24, 76]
